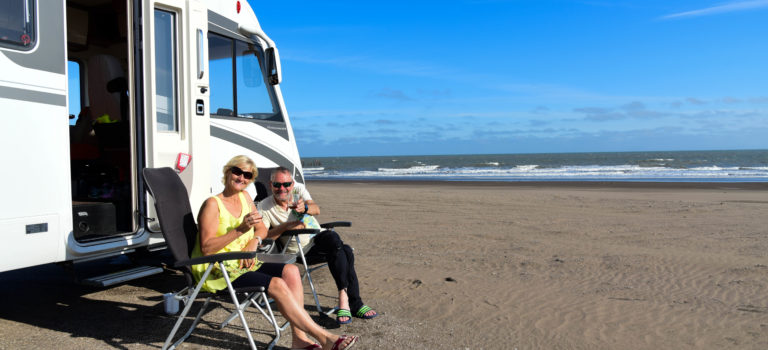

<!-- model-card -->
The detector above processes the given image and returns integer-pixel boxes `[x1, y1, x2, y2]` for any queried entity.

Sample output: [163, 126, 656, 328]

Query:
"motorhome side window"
[0, 0, 36, 50]
[208, 34, 234, 116]
[235, 41, 276, 119]
[68, 60, 82, 123]
[154, 9, 179, 132]
[208, 32, 284, 123]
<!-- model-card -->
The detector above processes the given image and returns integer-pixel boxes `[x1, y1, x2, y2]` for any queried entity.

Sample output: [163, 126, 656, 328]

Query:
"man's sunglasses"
[272, 181, 293, 188]
[230, 166, 254, 179]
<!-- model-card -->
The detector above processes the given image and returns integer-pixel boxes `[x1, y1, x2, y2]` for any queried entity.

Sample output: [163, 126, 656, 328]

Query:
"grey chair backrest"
[142, 167, 198, 278]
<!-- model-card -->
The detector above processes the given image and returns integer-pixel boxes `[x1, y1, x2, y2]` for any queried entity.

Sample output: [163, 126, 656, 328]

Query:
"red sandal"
[331, 335, 359, 350]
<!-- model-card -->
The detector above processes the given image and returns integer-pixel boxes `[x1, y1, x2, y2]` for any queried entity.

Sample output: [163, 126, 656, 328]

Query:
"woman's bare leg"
[268, 271, 357, 349]
[280, 264, 315, 347]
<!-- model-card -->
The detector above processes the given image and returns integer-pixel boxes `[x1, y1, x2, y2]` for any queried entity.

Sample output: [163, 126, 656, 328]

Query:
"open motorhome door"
[0, 1, 70, 272]
[141, 0, 211, 221]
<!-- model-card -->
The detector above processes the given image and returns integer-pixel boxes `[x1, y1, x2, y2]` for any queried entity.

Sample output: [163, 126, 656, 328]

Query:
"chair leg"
[167, 268, 280, 350]
[221, 291, 285, 345]
[163, 266, 215, 350]
[303, 267, 324, 314]
[249, 295, 291, 331]
[249, 292, 282, 350]
[305, 263, 338, 317]
[166, 297, 212, 350]
[220, 292, 257, 329]
[221, 266, 258, 350]
[296, 243, 325, 315]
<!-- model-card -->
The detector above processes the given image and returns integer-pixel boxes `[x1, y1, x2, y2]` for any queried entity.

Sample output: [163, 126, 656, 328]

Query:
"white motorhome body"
[0, 0, 304, 274]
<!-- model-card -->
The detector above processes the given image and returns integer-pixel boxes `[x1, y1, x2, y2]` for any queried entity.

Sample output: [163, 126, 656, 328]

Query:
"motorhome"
[0, 0, 305, 283]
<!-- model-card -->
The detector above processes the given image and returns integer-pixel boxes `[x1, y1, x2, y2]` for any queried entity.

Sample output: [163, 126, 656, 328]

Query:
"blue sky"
[251, 0, 768, 157]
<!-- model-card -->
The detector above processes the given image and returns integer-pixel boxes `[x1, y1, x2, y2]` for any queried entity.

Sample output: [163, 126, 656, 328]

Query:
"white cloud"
[660, 0, 768, 20]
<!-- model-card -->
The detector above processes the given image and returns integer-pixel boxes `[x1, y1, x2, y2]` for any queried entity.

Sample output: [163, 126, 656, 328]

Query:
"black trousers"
[304, 230, 365, 311]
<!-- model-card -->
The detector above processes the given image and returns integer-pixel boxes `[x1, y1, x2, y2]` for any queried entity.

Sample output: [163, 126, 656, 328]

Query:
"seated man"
[258, 167, 378, 324]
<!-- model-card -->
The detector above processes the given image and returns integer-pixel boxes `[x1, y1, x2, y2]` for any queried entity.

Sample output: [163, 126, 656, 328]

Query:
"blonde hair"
[221, 155, 257, 185]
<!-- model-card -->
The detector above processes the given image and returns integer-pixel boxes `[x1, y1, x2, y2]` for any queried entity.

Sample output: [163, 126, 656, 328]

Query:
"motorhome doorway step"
[82, 265, 163, 287]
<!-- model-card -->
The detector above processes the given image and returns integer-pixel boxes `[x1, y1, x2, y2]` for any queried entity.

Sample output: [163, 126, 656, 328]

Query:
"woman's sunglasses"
[230, 166, 254, 179]
[272, 181, 293, 188]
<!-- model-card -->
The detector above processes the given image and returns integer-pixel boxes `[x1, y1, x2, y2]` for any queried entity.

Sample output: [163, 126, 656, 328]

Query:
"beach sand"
[307, 181, 768, 349]
[1, 181, 767, 349]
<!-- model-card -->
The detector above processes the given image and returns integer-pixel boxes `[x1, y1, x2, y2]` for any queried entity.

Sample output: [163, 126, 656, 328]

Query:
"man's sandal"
[336, 309, 352, 325]
[354, 305, 378, 319]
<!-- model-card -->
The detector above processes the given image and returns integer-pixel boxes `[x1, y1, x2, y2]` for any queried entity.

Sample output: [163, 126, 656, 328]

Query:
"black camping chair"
[143, 167, 288, 350]
[253, 167, 351, 316]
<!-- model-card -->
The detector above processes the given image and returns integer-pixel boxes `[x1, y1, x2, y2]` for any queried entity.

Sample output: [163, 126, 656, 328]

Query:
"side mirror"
[265, 47, 281, 85]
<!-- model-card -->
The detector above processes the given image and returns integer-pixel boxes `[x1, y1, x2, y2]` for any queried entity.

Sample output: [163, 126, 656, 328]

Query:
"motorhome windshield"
[208, 32, 284, 123]
[0, 0, 36, 50]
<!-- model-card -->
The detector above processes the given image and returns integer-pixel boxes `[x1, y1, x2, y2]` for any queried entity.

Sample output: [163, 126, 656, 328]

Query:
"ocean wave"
[303, 167, 325, 175]
[515, 164, 539, 171]
[304, 164, 768, 181]
[378, 165, 440, 173]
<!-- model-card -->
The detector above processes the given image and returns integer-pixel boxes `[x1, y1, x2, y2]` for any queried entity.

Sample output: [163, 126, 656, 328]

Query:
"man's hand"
[283, 221, 306, 231]
[295, 198, 306, 213]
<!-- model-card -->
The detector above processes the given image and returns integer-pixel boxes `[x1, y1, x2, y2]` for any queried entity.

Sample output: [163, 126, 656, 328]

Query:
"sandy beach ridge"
[0, 181, 766, 349]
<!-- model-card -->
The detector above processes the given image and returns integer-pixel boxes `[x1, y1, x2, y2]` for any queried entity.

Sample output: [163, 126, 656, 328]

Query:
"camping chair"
[280, 222, 351, 316]
[253, 167, 351, 316]
[143, 167, 292, 350]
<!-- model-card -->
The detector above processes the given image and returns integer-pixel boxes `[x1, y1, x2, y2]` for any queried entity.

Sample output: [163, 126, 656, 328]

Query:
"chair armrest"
[175, 251, 258, 267]
[320, 221, 351, 229]
[282, 228, 321, 236]
[257, 238, 274, 253]
[256, 253, 297, 264]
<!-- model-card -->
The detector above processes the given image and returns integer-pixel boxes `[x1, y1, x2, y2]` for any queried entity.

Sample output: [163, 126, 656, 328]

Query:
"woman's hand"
[239, 257, 256, 269]
[236, 210, 263, 234]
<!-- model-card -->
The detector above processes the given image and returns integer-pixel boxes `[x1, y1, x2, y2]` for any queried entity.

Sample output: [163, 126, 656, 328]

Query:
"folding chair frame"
[280, 222, 352, 317]
[143, 167, 287, 350]
[162, 252, 282, 350]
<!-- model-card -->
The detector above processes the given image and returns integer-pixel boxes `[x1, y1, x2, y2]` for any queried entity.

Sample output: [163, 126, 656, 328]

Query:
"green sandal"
[336, 309, 352, 325]
[354, 305, 378, 319]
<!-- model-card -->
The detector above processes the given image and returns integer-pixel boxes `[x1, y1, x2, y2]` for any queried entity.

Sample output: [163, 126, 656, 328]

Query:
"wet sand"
[1, 181, 767, 349]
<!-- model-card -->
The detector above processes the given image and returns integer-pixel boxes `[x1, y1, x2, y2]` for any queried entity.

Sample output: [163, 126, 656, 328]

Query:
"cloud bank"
[660, 0, 768, 20]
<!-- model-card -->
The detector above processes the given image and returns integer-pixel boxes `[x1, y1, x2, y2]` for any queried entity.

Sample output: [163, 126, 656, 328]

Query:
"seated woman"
[191, 155, 358, 350]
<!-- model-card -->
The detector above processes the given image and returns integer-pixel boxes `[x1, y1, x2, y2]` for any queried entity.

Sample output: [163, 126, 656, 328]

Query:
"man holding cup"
[258, 167, 378, 325]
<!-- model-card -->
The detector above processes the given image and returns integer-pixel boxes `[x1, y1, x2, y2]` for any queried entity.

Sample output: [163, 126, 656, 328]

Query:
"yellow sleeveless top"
[190, 192, 263, 292]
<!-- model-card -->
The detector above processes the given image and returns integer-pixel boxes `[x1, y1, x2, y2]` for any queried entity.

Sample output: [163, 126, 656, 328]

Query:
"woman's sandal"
[331, 335, 359, 350]
[354, 305, 378, 319]
[336, 309, 352, 325]
[290, 344, 321, 350]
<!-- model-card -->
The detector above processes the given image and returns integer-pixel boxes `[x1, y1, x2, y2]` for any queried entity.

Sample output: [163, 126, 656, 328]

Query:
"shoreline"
[306, 179, 768, 190]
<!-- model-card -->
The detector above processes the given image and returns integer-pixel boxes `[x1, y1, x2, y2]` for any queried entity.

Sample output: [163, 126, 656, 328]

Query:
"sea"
[300, 150, 768, 182]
